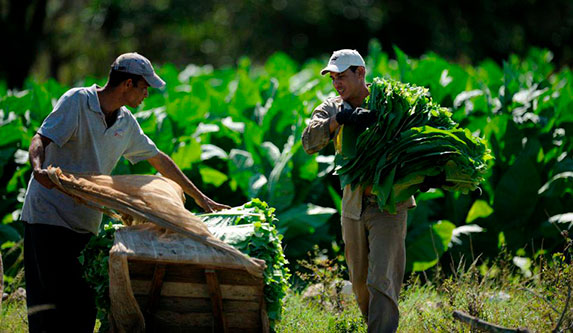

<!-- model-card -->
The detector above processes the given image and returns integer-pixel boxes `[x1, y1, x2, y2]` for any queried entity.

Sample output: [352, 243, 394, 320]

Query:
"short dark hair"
[107, 69, 145, 88]
[349, 66, 359, 73]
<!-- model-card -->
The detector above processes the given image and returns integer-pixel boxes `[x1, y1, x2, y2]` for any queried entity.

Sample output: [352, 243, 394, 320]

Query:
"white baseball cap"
[320, 49, 365, 75]
[111, 52, 166, 89]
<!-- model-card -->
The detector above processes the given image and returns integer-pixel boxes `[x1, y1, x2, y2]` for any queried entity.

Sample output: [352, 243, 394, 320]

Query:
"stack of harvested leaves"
[336, 77, 493, 213]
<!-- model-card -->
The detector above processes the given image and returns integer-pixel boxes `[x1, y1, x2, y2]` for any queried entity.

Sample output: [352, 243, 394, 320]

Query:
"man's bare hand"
[33, 169, 55, 189]
[197, 196, 231, 213]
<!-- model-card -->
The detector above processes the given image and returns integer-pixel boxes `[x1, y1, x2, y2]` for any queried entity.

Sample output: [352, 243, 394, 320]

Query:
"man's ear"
[124, 78, 133, 88]
[357, 66, 366, 80]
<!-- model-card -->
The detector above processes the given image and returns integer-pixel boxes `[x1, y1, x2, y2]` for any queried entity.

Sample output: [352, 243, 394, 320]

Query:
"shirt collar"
[87, 84, 125, 119]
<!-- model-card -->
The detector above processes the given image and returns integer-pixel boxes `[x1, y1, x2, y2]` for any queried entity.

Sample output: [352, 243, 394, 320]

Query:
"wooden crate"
[108, 226, 269, 333]
[127, 259, 268, 332]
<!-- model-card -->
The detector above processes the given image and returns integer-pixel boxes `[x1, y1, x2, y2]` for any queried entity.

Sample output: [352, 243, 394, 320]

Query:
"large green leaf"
[493, 155, 540, 222]
[449, 224, 485, 246]
[538, 172, 573, 198]
[406, 220, 456, 272]
[276, 203, 337, 258]
[0, 118, 25, 147]
[171, 137, 202, 170]
[465, 199, 494, 223]
[0, 224, 21, 242]
[198, 166, 228, 187]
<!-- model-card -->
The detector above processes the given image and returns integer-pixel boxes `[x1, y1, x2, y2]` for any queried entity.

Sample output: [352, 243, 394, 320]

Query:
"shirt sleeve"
[301, 99, 339, 154]
[37, 90, 80, 147]
[123, 114, 160, 164]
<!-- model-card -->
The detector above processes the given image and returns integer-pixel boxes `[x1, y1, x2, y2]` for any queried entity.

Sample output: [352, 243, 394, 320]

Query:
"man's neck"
[345, 84, 370, 108]
[97, 86, 123, 116]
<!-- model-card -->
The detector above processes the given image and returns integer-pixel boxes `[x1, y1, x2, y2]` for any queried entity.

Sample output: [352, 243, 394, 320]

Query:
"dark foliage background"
[2, 0, 572, 88]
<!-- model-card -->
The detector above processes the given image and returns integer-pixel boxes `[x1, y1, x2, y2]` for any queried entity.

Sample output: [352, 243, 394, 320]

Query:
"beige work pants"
[342, 202, 408, 333]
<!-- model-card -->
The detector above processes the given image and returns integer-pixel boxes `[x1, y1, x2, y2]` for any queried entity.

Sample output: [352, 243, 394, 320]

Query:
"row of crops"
[1, 40, 572, 285]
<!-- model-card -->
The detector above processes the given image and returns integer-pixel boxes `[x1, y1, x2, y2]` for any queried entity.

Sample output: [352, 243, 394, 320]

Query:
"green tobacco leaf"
[327, 185, 342, 214]
[7, 165, 30, 193]
[198, 166, 228, 187]
[393, 45, 411, 82]
[267, 137, 296, 210]
[264, 52, 298, 84]
[171, 138, 202, 170]
[293, 142, 318, 181]
[228, 149, 256, 196]
[201, 144, 228, 160]
[406, 220, 456, 272]
[0, 118, 25, 147]
[547, 213, 573, 231]
[165, 93, 209, 129]
[450, 224, 485, 246]
[493, 154, 540, 231]
[0, 224, 21, 242]
[276, 203, 337, 258]
[276, 203, 337, 236]
[465, 199, 494, 223]
[538, 172, 573, 197]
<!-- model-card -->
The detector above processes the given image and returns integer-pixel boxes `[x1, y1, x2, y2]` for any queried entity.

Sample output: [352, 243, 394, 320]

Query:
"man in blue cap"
[21, 52, 229, 332]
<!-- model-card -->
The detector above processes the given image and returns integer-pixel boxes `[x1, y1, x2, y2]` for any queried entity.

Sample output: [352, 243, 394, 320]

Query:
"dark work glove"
[420, 172, 454, 192]
[350, 107, 376, 127]
[335, 105, 354, 125]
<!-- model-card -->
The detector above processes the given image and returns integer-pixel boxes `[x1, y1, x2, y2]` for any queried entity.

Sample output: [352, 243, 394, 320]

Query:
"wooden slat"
[131, 281, 262, 301]
[205, 269, 227, 332]
[151, 310, 261, 329]
[124, 256, 249, 272]
[144, 263, 167, 332]
[145, 264, 167, 314]
[135, 296, 261, 313]
[128, 260, 262, 286]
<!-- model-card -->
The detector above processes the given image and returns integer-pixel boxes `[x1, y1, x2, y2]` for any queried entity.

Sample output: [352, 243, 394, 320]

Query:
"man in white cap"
[302, 49, 416, 332]
[21, 52, 229, 332]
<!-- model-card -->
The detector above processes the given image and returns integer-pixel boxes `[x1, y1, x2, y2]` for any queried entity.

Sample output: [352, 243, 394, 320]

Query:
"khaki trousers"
[342, 202, 408, 333]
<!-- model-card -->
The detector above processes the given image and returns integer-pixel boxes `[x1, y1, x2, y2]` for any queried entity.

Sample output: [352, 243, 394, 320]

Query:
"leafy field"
[1, 40, 572, 300]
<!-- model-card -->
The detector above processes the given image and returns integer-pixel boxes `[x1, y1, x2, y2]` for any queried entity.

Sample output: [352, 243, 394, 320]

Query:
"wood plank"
[144, 263, 167, 331]
[135, 296, 261, 313]
[205, 269, 227, 332]
[124, 256, 249, 272]
[151, 310, 261, 329]
[128, 260, 262, 286]
[131, 281, 262, 301]
[145, 264, 167, 314]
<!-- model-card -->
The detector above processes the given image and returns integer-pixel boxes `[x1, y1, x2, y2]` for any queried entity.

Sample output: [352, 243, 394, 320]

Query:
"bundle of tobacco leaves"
[336, 77, 493, 213]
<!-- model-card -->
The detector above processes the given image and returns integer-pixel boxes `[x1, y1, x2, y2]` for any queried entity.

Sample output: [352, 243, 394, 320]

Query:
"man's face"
[329, 68, 363, 102]
[124, 79, 149, 108]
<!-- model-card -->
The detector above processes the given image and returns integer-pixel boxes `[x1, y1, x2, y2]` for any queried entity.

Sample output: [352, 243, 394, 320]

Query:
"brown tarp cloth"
[46, 167, 265, 332]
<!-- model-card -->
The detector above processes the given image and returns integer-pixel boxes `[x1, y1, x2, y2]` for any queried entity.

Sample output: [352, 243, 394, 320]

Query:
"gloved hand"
[419, 172, 454, 192]
[335, 105, 354, 125]
[350, 107, 376, 127]
[336, 106, 376, 128]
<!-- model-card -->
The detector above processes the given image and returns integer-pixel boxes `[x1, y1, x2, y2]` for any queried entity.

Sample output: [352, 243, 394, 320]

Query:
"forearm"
[29, 134, 55, 188]
[148, 151, 205, 202]
[29, 134, 47, 171]
[302, 116, 339, 154]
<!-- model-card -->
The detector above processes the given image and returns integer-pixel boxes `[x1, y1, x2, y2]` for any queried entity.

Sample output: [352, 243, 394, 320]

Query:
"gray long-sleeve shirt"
[302, 96, 415, 219]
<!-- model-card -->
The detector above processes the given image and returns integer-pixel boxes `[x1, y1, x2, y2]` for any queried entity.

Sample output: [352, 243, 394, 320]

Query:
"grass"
[2, 252, 572, 332]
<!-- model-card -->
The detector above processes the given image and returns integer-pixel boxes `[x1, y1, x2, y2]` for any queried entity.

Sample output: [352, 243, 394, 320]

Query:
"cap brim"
[143, 73, 166, 89]
[320, 64, 350, 75]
